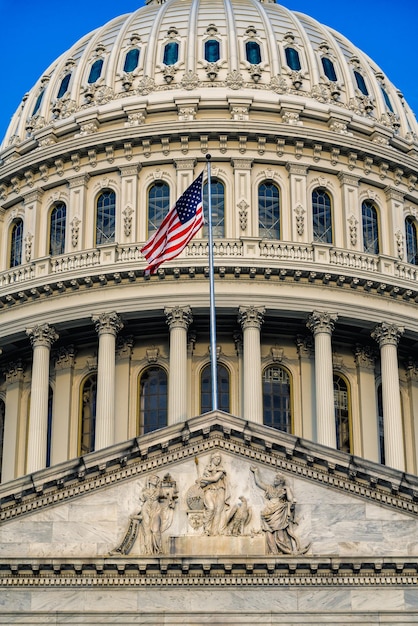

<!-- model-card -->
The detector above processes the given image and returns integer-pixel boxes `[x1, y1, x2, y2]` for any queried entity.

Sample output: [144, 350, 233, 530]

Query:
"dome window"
[205, 39, 220, 63]
[139, 367, 168, 435]
[32, 90, 45, 116]
[148, 182, 170, 236]
[321, 57, 337, 82]
[263, 366, 292, 433]
[381, 86, 394, 112]
[334, 374, 352, 453]
[163, 42, 179, 66]
[285, 47, 301, 71]
[9, 219, 23, 268]
[362, 200, 379, 254]
[203, 179, 225, 238]
[123, 48, 140, 73]
[96, 190, 116, 245]
[354, 70, 368, 96]
[80, 374, 97, 455]
[258, 181, 280, 239]
[406, 216, 418, 264]
[312, 188, 333, 244]
[200, 363, 230, 414]
[88, 58, 104, 84]
[246, 41, 261, 64]
[49, 203, 66, 256]
[57, 73, 71, 99]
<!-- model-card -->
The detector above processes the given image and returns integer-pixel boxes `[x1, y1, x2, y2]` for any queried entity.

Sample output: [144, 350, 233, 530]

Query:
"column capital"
[238, 305, 265, 330]
[165, 306, 193, 330]
[296, 334, 314, 358]
[26, 323, 59, 349]
[92, 312, 124, 337]
[371, 322, 404, 348]
[306, 311, 338, 336]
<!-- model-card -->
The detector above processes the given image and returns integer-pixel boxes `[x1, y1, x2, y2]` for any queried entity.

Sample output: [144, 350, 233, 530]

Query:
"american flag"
[141, 171, 204, 274]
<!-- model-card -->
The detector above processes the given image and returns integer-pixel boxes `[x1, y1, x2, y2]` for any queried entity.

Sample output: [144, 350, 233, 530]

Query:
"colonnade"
[0, 307, 408, 480]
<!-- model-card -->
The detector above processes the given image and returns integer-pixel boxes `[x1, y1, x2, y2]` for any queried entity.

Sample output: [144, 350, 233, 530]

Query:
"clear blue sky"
[1, 0, 417, 140]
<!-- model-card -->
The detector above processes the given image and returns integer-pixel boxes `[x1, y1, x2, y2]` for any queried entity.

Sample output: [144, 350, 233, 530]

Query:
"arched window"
[381, 87, 394, 113]
[10, 219, 24, 268]
[0, 398, 5, 482]
[321, 57, 337, 82]
[285, 47, 301, 71]
[49, 203, 66, 256]
[46, 387, 53, 468]
[57, 73, 71, 99]
[80, 374, 97, 455]
[124, 48, 140, 73]
[258, 181, 280, 239]
[96, 190, 116, 245]
[205, 40, 220, 62]
[406, 217, 418, 264]
[139, 367, 168, 435]
[203, 179, 225, 238]
[263, 366, 292, 433]
[148, 182, 170, 236]
[88, 59, 103, 84]
[312, 188, 332, 244]
[354, 70, 368, 96]
[246, 41, 261, 64]
[362, 200, 379, 254]
[163, 42, 179, 65]
[377, 383, 385, 464]
[334, 374, 351, 453]
[32, 90, 45, 116]
[200, 363, 230, 414]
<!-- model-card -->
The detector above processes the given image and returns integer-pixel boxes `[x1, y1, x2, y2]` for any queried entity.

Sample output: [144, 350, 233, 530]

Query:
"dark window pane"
[139, 367, 168, 434]
[163, 42, 179, 66]
[200, 364, 230, 414]
[80, 375, 97, 455]
[334, 375, 351, 453]
[263, 366, 291, 432]
[406, 217, 418, 264]
[246, 41, 261, 64]
[57, 74, 71, 99]
[205, 40, 220, 62]
[50, 203, 66, 256]
[322, 57, 337, 82]
[381, 87, 393, 113]
[148, 182, 170, 235]
[312, 188, 332, 244]
[203, 179, 225, 238]
[88, 59, 103, 84]
[354, 71, 368, 96]
[362, 200, 379, 254]
[285, 47, 301, 71]
[124, 48, 140, 73]
[32, 90, 44, 116]
[259, 181, 280, 239]
[96, 190, 116, 245]
[10, 219, 23, 268]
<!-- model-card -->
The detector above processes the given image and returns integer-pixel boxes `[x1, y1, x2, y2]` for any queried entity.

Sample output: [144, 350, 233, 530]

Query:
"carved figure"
[225, 496, 251, 535]
[196, 452, 229, 535]
[110, 473, 177, 555]
[250, 466, 309, 555]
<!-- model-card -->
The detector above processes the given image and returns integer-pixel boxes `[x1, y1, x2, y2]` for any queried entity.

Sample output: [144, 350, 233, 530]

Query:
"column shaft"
[238, 306, 265, 424]
[165, 306, 192, 424]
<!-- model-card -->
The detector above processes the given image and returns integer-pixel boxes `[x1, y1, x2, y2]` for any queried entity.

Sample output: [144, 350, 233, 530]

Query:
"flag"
[141, 171, 204, 274]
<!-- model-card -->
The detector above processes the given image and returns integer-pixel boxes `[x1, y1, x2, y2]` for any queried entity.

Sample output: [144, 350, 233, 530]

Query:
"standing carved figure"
[250, 466, 309, 555]
[197, 452, 229, 535]
[111, 473, 177, 555]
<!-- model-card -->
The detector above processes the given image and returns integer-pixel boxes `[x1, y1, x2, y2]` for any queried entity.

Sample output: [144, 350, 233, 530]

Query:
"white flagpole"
[206, 154, 218, 410]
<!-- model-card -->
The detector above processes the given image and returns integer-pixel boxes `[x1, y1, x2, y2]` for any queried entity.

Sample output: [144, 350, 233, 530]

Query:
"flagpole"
[206, 154, 218, 411]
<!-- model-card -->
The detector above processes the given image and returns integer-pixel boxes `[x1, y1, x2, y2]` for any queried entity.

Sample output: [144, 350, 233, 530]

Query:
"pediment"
[0, 411, 418, 582]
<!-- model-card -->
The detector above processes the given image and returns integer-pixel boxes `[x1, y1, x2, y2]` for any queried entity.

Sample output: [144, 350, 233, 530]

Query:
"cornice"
[1, 412, 417, 525]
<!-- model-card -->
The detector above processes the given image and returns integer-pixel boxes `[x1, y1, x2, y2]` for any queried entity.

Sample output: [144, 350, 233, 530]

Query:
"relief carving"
[111, 473, 178, 555]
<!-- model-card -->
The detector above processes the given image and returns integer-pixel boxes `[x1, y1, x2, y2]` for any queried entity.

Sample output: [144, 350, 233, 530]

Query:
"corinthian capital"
[26, 323, 59, 348]
[306, 311, 338, 336]
[165, 306, 193, 330]
[238, 305, 265, 330]
[371, 322, 404, 348]
[92, 312, 124, 337]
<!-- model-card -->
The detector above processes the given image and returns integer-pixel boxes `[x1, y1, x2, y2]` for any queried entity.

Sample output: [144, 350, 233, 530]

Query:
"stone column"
[306, 311, 338, 448]
[2, 361, 25, 482]
[238, 305, 265, 424]
[296, 335, 315, 440]
[165, 306, 192, 424]
[26, 324, 58, 473]
[92, 312, 123, 451]
[371, 322, 405, 470]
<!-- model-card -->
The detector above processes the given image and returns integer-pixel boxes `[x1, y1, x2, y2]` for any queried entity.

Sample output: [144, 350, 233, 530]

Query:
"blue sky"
[1, 0, 417, 140]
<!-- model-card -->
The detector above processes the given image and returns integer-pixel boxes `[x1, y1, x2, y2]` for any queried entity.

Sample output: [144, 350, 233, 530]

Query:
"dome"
[2, 0, 418, 148]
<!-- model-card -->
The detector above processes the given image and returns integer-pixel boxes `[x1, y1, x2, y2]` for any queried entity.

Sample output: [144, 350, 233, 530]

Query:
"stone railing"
[0, 241, 417, 292]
